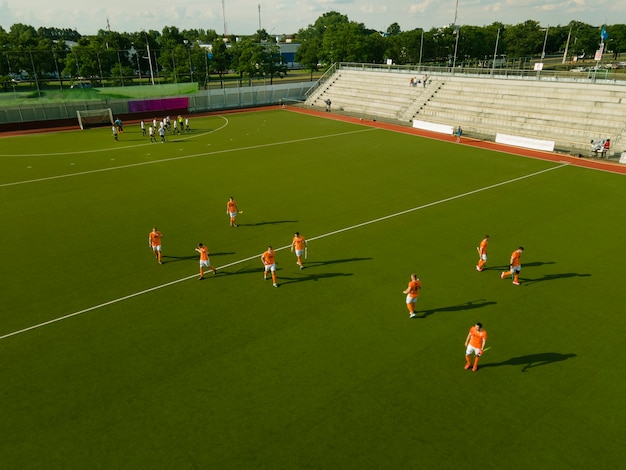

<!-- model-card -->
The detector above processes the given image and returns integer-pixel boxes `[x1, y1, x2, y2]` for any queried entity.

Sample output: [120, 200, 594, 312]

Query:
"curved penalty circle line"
[0, 162, 567, 341]
[0, 127, 376, 188]
[0, 116, 230, 158]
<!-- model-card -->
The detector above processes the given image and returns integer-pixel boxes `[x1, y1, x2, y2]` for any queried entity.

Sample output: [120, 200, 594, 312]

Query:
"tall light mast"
[222, 0, 228, 37]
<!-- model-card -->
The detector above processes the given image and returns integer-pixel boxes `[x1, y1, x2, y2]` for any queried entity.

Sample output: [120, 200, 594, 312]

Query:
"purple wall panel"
[128, 97, 189, 113]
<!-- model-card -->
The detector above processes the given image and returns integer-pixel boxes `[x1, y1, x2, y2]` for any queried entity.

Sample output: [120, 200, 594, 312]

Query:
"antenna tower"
[258, 4, 262, 32]
[222, 0, 229, 37]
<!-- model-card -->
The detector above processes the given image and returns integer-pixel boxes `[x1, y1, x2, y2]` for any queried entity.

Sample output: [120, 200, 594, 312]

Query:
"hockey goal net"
[76, 108, 114, 130]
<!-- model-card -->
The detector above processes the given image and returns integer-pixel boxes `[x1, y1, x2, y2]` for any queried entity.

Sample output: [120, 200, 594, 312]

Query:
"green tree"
[503, 20, 544, 57]
[386, 23, 401, 36]
[321, 21, 367, 63]
[258, 44, 288, 84]
[230, 38, 264, 85]
[295, 35, 321, 78]
[210, 38, 231, 86]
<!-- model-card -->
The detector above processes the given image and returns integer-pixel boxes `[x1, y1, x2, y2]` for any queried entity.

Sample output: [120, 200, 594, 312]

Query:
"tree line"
[1, 12, 625, 91]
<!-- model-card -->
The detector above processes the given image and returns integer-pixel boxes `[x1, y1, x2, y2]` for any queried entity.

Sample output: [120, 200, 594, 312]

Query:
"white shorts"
[295, 249, 304, 257]
[151, 245, 161, 252]
[264, 263, 276, 272]
[466, 345, 482, 356]
[511, 265, 521, 273]
[406, 295, 418, 305]
[480, 254, 487, 261]
[200, 259, 211, 267]
[229, 211, 237, 217]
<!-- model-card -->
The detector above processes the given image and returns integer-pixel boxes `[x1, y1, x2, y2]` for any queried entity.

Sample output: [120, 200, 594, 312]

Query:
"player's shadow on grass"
[481, 352, 577, 372]
[160, 255, 196, 264]
[238, 220, 298, 227]
[415, 299, 496, 319]
[304, 257, 373, 267]
[279, 272, 354, 285]
[162, 251, 236, 264]
[521, 272, 591, 285]
[217, 257, 371, 277]
[482, 261, 556, 272]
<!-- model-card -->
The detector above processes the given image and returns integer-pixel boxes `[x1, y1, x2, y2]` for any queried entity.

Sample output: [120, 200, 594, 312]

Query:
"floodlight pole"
[146, 34, 155, 85]
[491, 28, 500, 76]
[541, 26, 549, 60]
[452, 26, 460, 73]
[562, 25, 572, 64]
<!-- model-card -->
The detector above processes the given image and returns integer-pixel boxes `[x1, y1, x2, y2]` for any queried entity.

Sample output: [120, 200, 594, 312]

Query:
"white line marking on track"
[0, 163, 567, 340]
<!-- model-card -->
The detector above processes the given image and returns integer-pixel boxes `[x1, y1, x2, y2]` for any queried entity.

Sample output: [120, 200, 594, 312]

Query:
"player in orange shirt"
[464, 322, 487, 371]
[227, 197, 239, 227]
[476, 235, 490, 271]
[402, 273, 422, 318]
[261, 246, 278, 287]
[501, 246, 524, 285]
[148, 227, 163, 264]
[195, 243, 217, 280]
[291, 232, 307, 269]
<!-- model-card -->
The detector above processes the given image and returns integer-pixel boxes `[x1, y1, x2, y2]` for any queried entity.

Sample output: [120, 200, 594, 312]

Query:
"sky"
[0, 0, 622, 37]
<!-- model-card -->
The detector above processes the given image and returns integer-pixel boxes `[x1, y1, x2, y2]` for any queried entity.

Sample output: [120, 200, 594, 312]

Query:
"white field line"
[0, 127, 376, 188]
[0, 116, 229, 157]
[0, 163, 568, 340]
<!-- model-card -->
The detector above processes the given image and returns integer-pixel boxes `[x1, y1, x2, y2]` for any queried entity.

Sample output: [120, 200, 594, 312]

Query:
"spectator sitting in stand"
[601, 139, 611, 158]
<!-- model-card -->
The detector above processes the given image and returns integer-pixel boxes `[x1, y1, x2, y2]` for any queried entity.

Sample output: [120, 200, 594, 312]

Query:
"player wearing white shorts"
[227, 197, 239, 227]
[464, 323, 487, 371]
[148, 227, 163, 264]
[291, 232, 307, 269]
[403, 273, 422, 318]
[262, 246, 278, 287]
[195, 243, 216, 280]
[476, 235, 489, 271]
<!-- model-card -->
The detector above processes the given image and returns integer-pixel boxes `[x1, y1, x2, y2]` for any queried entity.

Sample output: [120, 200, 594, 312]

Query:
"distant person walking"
[455, 126, 462, 143]
[476, 235, 489, 271]
[148, 227, 163, 264]
[112, 125, 118, 142]
[227, 197, 239, 227]
[291, 232, 307, 269]
[262, 246, 278, 287]
[195, 243, 216, 280]
[403, 273, 422, 318]
[501, 246, 524, 285]
[324, 98, 332, 112]
[464, 322, 487, 371]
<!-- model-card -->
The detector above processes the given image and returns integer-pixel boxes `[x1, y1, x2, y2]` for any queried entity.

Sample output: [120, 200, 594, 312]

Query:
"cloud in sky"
[0, 0, 621, 37]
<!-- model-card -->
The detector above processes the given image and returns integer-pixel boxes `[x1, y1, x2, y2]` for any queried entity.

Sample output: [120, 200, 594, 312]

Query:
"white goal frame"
[76, 108, 114, 130]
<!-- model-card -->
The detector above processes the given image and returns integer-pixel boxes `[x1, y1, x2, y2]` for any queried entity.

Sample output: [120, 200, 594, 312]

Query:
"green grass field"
[1, 110, 625, 468]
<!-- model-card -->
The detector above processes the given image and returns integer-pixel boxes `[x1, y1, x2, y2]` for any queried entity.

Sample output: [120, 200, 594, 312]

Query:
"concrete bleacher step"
[305, 68, 625, 155]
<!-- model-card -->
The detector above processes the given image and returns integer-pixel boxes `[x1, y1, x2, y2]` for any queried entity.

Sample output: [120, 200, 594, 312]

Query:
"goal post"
[76, 108, 114, 130]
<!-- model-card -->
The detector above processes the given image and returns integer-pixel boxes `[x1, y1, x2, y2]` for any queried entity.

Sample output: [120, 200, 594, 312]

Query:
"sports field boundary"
[285, 105, 626, 176]
[0, 163, 567, 341]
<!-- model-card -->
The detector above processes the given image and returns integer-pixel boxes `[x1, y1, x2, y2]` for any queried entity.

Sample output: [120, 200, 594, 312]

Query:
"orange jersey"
[227, 200, 238, 212]
[292, 235, 305, 250]
[149, 231, 162, 246]
[197, 246, 209, 261]
[479, 238, 488, 255]
[468, 326, 487, 349]
[407, 279, 422, 298]
[262, 250, 275, 265]
[510, 250, 522, 267]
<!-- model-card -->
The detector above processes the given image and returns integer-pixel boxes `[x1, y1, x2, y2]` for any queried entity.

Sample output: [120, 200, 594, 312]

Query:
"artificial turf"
[1, 109, 625, 468]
